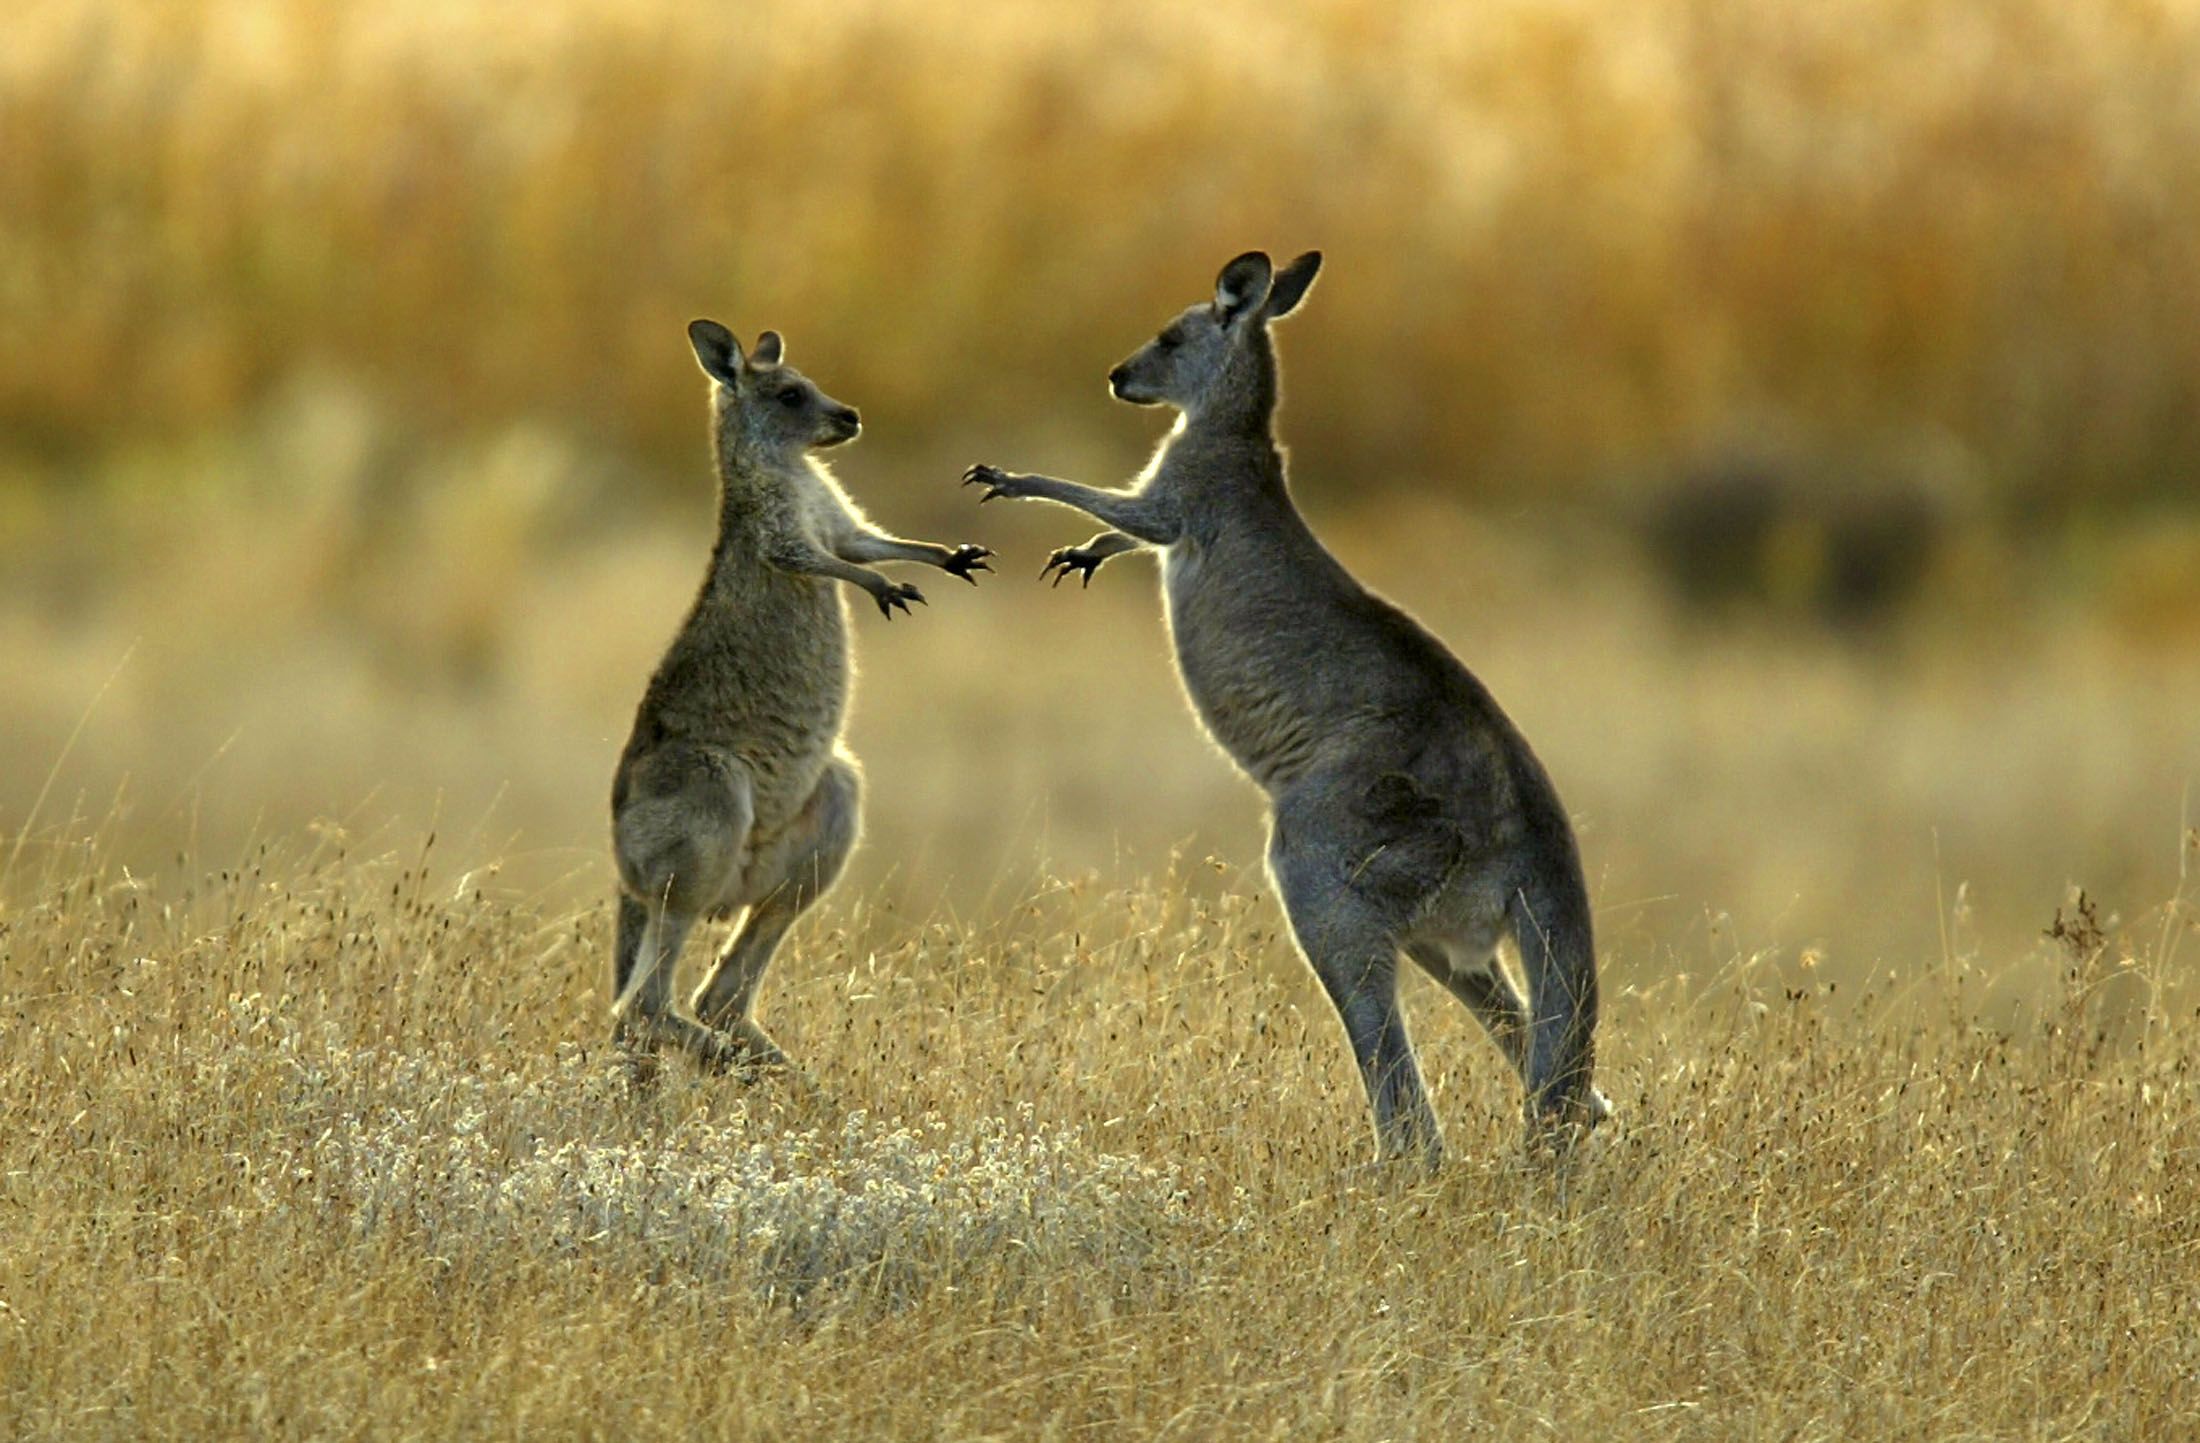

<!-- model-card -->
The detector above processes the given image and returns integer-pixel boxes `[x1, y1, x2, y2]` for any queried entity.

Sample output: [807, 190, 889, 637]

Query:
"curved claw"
[962, 464, 1015, 503]
[876, 581, 926, 618]
[1042, 548, 1101, 589]
[944, 544, 994, 584]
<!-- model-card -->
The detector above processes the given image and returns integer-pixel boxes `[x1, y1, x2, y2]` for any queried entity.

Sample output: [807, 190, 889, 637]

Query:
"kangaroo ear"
[1263, 251, 1322, 320]
[688, 319, 744, 383]
[1213, 251, 1273, 325]
[750, 330, 785, 369]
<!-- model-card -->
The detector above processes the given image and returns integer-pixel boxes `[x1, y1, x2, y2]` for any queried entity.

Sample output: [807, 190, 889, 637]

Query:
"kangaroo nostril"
[841, 408, 861, 428]
[1107, 366, 1128, 389]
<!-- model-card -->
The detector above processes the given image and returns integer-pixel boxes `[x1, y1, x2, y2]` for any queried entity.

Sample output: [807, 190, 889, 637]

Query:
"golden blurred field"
[5, 0, 2200, 1436]
[8, 0, 2200, 505]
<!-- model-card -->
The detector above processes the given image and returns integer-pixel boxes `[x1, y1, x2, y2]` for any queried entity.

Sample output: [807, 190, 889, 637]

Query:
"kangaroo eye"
[777, 388, 803, 408]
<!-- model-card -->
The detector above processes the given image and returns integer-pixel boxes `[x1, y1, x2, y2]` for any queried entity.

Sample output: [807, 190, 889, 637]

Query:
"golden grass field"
[3, 824, 2196, 1438]
[6, 0, 2200, 1436]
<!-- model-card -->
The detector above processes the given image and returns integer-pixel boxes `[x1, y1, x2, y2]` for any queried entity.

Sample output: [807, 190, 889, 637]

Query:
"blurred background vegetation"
[4, 0, 2197, 984]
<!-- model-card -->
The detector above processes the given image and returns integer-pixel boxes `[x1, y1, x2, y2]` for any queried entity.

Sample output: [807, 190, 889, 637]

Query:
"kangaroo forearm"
[1076, 530, 1146, 561]
[835, 531, 952, 568]
[1008, 475, 1180, 544]
[770, 545, 887, 597]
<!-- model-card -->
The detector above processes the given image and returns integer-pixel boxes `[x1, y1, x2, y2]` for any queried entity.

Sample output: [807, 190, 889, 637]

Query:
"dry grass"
[4, 381, 2197, 969]
[3, 824, 2196, 1439]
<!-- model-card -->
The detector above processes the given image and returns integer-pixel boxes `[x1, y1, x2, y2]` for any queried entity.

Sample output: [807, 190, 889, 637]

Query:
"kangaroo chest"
[652, 574, 850, 830]
[1159, 543, 1327, 792]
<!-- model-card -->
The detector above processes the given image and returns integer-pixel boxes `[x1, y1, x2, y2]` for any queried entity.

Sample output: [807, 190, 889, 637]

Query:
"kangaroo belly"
[738, 715, 843, 838]
[733, 601, 850, 835]
[637, 579, 851, 838]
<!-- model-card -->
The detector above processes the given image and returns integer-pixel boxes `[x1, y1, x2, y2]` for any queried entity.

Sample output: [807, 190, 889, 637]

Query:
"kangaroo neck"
[715, 421, 805, 485]
[1173, 401, 1281, 464]
[1179, 372, 1276, 440]
[702, 447, 800, 592]
[1162, 406, 1292, 518]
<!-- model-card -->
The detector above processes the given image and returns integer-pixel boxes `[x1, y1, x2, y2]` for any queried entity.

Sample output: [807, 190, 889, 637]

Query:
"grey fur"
[968, 251, 1607, 1162]
[609, 320, 992, 1081]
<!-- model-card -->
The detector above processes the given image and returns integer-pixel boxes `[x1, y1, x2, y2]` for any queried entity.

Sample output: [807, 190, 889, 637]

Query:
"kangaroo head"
[688, 319, 862, 457]
[1107, 250, 1322, 424]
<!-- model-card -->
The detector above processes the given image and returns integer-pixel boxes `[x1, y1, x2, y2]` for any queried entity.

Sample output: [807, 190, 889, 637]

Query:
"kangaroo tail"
[1508, 854, 1601, 1131]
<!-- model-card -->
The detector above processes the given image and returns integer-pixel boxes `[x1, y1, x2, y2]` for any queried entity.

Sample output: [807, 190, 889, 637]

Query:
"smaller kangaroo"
[609, 320, 992, 1081]
[966, 252, 1607, 1162]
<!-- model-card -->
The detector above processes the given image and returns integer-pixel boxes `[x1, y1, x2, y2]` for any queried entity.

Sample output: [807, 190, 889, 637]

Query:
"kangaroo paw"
[941, 544, 994, 583]
[1040, 545, 1107, 588]
[875, 582, 927, 618]
[961, 463, 1025, 502]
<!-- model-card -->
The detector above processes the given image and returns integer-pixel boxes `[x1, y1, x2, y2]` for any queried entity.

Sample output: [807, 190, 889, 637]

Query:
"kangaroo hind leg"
[610, 748, 754, 1074]
[1404, 936, 1531, 1087]
[1269, 829, 1442, 1167]
[690, 756, 860, 1077]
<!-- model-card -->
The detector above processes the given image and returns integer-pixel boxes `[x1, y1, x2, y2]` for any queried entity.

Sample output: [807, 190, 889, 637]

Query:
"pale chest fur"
[640, 541, 851, 840]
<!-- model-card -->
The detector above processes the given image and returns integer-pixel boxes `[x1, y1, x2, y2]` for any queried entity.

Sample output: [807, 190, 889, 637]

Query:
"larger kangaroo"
[610, 320, 991, 1080]
[965, 252, 1606, 1161]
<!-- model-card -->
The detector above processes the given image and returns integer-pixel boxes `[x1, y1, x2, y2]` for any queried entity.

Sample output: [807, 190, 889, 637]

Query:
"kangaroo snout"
[821, 405, 862, 445]
[1106, 359, 1162, 405]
